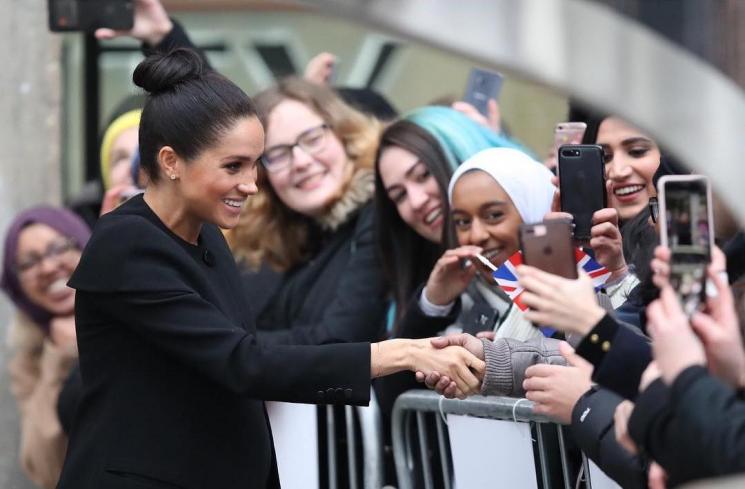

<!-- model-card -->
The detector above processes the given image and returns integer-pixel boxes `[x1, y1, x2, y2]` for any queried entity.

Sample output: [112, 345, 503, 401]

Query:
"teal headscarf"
[403, 106, 534, 172]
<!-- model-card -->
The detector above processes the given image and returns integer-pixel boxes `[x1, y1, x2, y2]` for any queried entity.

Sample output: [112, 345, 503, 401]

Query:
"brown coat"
[7, 312, 77, 489]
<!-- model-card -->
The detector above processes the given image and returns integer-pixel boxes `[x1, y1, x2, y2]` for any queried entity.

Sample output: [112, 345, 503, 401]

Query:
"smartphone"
[558, 144, 607, 242]
[463, 68, 504, 117]
[519, 220, 578, 279]
[48, 0, 134, 32]
[658, 175, 714, 315]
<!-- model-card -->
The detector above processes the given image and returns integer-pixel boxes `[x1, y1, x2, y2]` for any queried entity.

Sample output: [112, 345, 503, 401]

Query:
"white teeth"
[223, 199, 244, 208]
[47, 278, 68, 293]
[614, 185, 644, 196]
[424, 209, 441, 225]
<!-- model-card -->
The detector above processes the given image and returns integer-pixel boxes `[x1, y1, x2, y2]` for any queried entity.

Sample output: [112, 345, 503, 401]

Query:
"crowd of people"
[2, 0, 744, 488]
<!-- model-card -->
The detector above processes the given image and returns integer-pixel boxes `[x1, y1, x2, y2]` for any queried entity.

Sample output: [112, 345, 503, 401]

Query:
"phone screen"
[663, 179, 711, 261]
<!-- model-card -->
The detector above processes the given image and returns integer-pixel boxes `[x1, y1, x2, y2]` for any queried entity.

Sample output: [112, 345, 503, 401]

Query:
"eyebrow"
[221, 154, 256, 162]
[620, 137, 653, 146]
[451, 201, 507, 214]
[384, 160, 425, 193]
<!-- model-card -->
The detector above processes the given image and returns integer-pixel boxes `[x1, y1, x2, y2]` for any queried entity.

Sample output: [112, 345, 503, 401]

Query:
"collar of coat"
[7, 310, 45, 352]
[313, 167, 375, 232]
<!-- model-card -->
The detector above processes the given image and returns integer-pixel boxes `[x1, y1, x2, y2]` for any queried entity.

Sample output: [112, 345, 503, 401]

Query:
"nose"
[607, 155, 633, 181]
[468, 218, 490, 246]
[238, 166, 259, 195]
[407, 185, 429, 212]
[290, 145, 313, 172]
[38, 254, 60, 276]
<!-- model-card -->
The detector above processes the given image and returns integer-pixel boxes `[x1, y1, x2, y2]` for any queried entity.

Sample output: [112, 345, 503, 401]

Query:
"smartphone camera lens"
[560, 148, 581, 158]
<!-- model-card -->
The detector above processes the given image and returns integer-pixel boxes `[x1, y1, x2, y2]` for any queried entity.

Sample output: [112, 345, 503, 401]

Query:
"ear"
[157, 146, 181, 180]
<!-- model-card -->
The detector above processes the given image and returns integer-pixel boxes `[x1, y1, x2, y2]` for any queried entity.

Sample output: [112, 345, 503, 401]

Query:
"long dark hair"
[133, 48, 258, 184]
[374, 121, 451, 329]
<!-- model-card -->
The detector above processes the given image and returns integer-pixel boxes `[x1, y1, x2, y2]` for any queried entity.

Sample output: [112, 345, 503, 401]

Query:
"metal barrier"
[392, 390, 582, 489]
[325, 388, 385, 489]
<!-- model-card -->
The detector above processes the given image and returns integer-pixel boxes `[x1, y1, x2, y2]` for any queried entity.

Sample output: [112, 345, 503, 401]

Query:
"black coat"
[629, 366, 745, 487]
[57, 196, 371, 489]
[250, 204, 388, 346]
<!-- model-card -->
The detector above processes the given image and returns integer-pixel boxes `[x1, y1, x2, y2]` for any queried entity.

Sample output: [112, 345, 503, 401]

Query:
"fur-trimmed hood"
[314, 168, 375, 231]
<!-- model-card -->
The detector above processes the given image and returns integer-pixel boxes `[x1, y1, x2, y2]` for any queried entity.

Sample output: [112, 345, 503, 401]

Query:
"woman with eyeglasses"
[0, 206, 91, 489]
[228, 77, 388, 346]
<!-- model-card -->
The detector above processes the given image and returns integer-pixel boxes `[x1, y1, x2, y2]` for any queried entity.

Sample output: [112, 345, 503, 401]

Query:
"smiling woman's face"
[450, 170, 523, 268]
[597, 117, 661, 221]
[263, 99, 350, 217]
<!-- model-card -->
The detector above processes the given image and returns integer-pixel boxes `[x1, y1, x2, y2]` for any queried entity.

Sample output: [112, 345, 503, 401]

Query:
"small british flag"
[492, 249, 611, 313]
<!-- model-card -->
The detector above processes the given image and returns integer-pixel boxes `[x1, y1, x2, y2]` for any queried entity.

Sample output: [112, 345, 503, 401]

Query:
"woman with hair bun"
[56, 48, 484, 489]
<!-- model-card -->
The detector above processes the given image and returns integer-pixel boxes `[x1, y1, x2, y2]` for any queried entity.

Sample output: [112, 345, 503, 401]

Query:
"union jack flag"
[492, 249, 611, 313]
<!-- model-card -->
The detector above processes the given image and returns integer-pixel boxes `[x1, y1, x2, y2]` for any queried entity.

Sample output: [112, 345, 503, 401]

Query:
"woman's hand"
[639, 361, 661, 393]
[590, 208, 627, 280]
[50, 316, 78, 356]
[415, 333, 485, 398]
[613, 400, 638, 455]
[517, 265, 606, 336]
[690, 264, 745, 388]
[304, 52, 337, 85]
[451, 99, 501, 134]
[95, 0, 173, 46]
[646, 286, 706, 384]
[424, 246, 482, 306]
[523, 342, 593, 424]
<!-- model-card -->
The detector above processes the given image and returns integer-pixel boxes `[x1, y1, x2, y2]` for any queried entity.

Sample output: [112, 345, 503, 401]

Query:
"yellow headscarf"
[99, 109, 141, 190]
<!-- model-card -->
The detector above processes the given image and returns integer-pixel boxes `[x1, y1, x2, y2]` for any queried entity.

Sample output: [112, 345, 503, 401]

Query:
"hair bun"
[133, 48, 204, 94]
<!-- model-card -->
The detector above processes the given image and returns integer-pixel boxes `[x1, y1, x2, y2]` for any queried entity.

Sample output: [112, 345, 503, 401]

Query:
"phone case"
[658, 175, 714, 261]
[463, 68, 503, 117]
[519, 221, 578, 279]
[553, 123, 587, 153]
[558, 144, 607, 241]
[48, 0, 134, 32]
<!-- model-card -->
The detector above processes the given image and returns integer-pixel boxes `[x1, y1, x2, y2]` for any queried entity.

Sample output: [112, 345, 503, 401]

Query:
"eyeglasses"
[15, 238, 77, 276]
[260, 124, 330, 173]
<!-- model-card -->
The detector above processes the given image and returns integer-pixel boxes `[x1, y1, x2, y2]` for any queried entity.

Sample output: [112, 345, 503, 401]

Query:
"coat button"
[344, 389, 353, 400]
[317, 390, 325, 401]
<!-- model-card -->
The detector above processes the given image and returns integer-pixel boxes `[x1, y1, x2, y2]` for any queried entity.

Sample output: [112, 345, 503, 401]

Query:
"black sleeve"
[256, 208, 387, 346]
[142, 18, 212, 70]
[86, 289, 371, 405]
[576, 314, 652, 400]
[570, 387, 648, 489]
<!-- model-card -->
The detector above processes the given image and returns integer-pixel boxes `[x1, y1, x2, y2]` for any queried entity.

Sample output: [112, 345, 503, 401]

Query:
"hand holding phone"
[658, 175, 714, 316]
[463, 68, 503, 118]
[558, 145, 607, 242]
[519, 220, 578, 279]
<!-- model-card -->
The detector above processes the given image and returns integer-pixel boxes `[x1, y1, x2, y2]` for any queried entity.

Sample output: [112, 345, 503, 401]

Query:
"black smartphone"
[463, 68, 503, 117]
[519, 220, 578, 279]
[558, 144, 607, 242]
[48, 0, 134, 32]
[658, 175, 714, 315]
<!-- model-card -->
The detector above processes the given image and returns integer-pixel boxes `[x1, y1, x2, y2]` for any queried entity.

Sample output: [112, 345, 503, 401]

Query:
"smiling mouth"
[223, 198, 245, 209]
[613, 184, 645, 197]
[294, 172, 326, 189]
[423, 208, 442, 226]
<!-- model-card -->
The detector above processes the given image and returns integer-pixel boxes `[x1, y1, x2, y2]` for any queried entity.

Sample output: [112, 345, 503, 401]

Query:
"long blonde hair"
[229, 78, 380, 271]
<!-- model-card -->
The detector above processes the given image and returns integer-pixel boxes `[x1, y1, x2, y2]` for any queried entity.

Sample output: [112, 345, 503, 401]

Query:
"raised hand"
[410, 339, 484, 399]
[424, 245, 483, 306]
[517, 265, 606, 336]
[690, 262, 745, 388]
[590, 208, 627, 280]
[95, 0, 173, 46]
[646, 286, 706, 384]
[523, 342, 593, 424]
[451, 99, 501, 135]
[50, 315, 78, 357]
[304, 52, 337, 85]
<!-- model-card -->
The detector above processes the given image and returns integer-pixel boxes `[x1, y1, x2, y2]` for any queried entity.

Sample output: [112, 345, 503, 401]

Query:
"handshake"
[412, 334, 487, 399]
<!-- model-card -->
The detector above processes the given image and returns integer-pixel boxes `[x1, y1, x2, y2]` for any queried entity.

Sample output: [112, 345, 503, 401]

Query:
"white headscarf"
[447, 147, 556, 224]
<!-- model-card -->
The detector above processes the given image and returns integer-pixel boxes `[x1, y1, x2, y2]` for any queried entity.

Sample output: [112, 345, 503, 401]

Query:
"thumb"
[560, 341, 593, 371]
[690, 312, 719, 344]
[430, 336, 453, 349]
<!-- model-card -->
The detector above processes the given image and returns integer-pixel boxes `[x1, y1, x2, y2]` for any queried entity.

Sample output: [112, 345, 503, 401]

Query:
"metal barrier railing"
[392, 390, 577, 489]
[325, 388, 385, 489]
